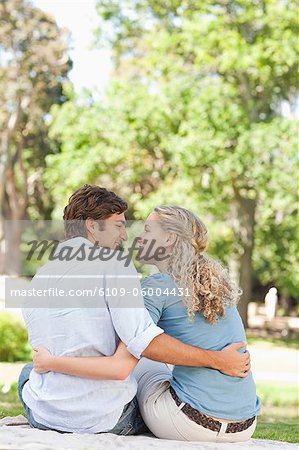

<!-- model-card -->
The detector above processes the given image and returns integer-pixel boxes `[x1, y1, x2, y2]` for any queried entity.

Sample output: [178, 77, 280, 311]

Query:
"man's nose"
[121, 229, 128, 241]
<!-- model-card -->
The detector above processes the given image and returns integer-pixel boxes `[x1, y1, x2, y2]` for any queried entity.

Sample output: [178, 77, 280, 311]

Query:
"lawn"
[0, 383, 24, 419]
[253, 408, 299, 443]
[252, 381, 299, 443]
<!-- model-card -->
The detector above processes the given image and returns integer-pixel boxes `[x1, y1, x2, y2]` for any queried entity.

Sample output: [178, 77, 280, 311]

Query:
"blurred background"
[0, 0, 298, 442]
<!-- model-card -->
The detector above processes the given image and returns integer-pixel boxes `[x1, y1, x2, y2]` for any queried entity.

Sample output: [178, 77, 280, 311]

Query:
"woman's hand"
[33, 346, 53, 374]
[112, 341, 138, 379]
[31, 342, 138, 380]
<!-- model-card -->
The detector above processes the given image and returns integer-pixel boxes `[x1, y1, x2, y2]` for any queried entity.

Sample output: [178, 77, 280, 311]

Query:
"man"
[18, 185, 250, 434]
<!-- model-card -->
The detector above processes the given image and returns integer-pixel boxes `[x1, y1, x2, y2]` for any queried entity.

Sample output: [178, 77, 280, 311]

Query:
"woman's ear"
[166, 232, 177, 248]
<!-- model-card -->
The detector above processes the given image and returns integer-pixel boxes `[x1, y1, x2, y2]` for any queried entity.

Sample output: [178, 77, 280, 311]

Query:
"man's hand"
[142, 333, 251, 372]
[215, 342, 251, 377]
[33, 346, 53, 374]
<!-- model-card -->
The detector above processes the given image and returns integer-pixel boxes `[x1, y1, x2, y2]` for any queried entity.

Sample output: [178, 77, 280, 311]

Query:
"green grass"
[253, 383, 299, 442]
[254, 382, 299, 442]
[0, 383, 24, 420]
[253, 407, 299, 443]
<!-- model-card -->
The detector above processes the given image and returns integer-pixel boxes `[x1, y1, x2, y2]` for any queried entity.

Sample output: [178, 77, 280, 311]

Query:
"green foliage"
[253, 122, 299, 299]
[45, 80, 180, 218]
[0, 314, 32, 362]
[100, 0, 299, 307]
[0, 0, 72, 270]
[43, 0, 298, 306]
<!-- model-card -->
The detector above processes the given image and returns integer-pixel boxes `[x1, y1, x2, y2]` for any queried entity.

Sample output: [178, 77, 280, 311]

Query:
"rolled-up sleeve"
[104, 258, 164, 358]
[111, 307, 164, 359]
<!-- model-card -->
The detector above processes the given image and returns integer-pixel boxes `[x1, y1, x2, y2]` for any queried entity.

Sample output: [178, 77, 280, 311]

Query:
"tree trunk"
[238, 237, 254, 328]
[280, 293, 292, 316]
[0, 97, 25, 275]
[0, 126, 29, 275]
[0, 220, 5, 274]
[3, 219, 23, 275]
[232, 190, 256, 328]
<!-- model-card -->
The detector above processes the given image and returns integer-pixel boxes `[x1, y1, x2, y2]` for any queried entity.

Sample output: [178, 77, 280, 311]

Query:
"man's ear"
[85, 217, 96, 235]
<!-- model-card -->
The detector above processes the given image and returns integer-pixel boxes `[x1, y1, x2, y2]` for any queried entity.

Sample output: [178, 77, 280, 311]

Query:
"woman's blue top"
[142, 273, 261, 421]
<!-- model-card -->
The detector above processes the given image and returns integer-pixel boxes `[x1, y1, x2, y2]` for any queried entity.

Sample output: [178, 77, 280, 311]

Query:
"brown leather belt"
[169, 386, 255, 434]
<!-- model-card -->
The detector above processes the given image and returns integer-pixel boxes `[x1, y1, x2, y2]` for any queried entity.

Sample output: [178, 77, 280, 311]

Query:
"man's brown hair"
[63, 185, 128, 238]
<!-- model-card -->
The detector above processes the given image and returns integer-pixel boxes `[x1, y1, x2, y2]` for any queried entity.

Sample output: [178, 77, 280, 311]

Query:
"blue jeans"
[18, 363, 53, 431]
[18, 363, 148, 435]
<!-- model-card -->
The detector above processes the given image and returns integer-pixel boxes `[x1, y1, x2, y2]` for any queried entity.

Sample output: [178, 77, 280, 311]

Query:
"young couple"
[18, 185, 261, 442]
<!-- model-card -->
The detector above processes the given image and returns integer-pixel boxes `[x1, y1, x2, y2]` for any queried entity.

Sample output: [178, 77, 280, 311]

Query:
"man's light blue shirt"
[22, 237, 164, 433]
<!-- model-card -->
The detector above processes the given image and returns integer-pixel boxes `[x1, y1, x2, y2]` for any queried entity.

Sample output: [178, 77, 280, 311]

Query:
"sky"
[33, 0, 112, 93]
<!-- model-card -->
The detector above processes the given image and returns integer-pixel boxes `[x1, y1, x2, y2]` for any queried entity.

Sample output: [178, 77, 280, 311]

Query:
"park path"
[249, 346, 298, 384]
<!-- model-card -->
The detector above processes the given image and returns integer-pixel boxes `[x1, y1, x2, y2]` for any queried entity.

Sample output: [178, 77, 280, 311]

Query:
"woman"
[33, 206, 261, 442]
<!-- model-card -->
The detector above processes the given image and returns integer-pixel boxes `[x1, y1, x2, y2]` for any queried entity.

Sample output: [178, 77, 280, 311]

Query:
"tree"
[0, 0, 71, 274]
[44, 80, 181, 219]
[92, 0, 299, 325]
[44, 0, 298, 326]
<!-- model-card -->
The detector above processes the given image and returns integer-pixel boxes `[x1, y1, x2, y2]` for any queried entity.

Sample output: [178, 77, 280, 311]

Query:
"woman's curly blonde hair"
[154, 206, 241, 324]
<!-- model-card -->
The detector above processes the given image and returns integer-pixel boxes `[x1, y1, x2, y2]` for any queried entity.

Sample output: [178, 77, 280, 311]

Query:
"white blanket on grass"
[0, 416, 296, 450]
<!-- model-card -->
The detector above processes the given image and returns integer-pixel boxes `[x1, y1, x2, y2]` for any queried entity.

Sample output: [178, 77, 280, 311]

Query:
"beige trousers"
[134, 358, 257, 442]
